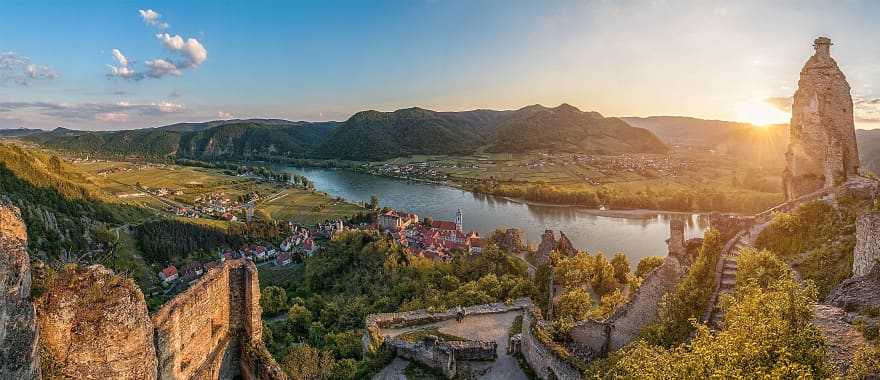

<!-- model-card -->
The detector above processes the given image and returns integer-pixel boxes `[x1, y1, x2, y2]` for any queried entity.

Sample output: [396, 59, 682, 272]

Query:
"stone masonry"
[784, 37, 860, 200]
[853, 211, 880, 277]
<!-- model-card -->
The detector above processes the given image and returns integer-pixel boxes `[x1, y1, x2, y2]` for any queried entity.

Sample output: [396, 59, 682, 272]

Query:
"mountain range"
[16, 104, 670, 161]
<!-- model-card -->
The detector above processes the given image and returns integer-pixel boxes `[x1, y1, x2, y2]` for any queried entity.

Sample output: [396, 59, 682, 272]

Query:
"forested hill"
[486, 104, 669, 154]
[314, 104, 669, 160]
[26, 119, 339, 160]
[312, 107, 513, 160]
[23, 106, 671, 161]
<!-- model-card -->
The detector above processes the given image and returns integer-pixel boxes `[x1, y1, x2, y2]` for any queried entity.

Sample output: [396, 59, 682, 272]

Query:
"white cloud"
[854, 97, 880, 123]
[156, 33, 207, 67]
[96, 112, 129, 123]
[0, 52, 58, 85]
[112, 48, 128, 66]
[139, 9, 169, 29]
[145, 59, 181, 78]
[106, 49, 144, 80]
[218, 111, 234, 119]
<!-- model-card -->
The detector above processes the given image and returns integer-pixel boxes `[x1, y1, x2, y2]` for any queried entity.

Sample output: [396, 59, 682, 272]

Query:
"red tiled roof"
[161, 266, 177, 277]
[431, 220, 458, 231]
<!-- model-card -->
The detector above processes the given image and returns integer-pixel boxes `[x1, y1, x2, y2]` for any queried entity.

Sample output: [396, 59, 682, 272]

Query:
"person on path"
[455, 306, 465, 323]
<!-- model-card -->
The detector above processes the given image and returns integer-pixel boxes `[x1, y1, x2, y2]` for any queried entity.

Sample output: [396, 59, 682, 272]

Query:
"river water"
[279, 166, 708, 265]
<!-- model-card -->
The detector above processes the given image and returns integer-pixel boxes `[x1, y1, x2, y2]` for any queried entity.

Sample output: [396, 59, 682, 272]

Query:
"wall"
[569, 255, 687, 353]
[152, 259, 269, 380]
[853, 211, 880, 277]
[520, 306, 582, 380]
[0, 201, 40, 379]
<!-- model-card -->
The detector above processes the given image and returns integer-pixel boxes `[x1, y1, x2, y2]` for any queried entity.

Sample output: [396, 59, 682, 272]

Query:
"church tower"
[455, 209, 463, 231]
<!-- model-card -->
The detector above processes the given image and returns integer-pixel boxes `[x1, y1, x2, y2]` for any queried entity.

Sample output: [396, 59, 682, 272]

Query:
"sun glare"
[737, 100, 791, 127]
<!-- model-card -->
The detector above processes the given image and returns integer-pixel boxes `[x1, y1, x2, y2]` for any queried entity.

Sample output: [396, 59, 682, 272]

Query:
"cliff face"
[0, 201, 40, 379]
[35, 264, 158, 379]
[784, 37, 860, 200]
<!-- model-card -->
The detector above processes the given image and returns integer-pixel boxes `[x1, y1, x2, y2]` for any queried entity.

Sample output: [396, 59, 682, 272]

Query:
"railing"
[754, 187, 834, 223]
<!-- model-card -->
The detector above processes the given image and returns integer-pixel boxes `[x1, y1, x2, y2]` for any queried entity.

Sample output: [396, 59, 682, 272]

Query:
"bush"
[636, 256, 665, 278]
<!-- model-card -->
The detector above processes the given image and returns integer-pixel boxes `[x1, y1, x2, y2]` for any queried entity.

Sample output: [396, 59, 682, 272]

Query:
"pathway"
[374, 310, 527, 380]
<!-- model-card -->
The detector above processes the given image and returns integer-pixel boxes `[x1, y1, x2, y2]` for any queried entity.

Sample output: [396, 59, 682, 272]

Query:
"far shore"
[494, 196, 709, 219]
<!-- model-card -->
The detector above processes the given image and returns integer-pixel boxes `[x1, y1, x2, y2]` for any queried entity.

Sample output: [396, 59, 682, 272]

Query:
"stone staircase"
[708, 236, 748, 328]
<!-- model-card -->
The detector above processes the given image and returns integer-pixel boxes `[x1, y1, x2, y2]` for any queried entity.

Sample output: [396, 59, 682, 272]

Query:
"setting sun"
[737, 100, 791, 126]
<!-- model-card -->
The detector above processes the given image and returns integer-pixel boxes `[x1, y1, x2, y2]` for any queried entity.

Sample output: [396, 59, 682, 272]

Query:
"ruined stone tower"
[784, 37, 860, 200]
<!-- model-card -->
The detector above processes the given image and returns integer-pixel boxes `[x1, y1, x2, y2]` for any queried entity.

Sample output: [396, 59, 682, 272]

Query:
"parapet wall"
[152, 259, 270, 380]
[520, 305, 582, 379]
[570, 255, 688, 355]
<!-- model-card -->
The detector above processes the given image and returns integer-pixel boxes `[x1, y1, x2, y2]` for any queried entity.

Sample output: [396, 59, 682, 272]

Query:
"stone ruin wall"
[569, 219, 690, 356]
[785, 37, 860, 200]
[152, 259, 274, 380]
[519, 306, 582, 380]
[0, 201, 40, 379]
[853, 211, 880, 277]
[0, 199, 284, 380]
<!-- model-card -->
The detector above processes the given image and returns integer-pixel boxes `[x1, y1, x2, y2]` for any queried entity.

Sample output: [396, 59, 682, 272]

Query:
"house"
[276, 252, 292, 266]
[159, 265, 178, 283]
[378, 210, 419, 231]
[469, 237, 484, 254]
[303, 238, 316, 254]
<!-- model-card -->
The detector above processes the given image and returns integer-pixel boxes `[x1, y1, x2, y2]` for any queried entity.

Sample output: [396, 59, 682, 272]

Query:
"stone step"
[723, 261, 738, 270]
[721, 277, 736, 288]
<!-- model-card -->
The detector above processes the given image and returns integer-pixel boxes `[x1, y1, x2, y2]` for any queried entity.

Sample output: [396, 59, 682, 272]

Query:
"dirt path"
[376, 310, 528, 380]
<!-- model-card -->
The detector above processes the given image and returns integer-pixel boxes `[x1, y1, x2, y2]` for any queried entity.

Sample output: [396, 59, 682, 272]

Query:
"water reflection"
[278, 166, 708, 265]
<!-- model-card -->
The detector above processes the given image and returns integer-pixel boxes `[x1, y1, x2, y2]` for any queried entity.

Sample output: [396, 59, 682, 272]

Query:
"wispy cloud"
[139, 9, 169, 29]
[0, 100, 186, 121]
[217, 111, 233, 119]
[0, 52, 58, 85]
[107, 48, 144, 80]
[855, 97, 880, 122]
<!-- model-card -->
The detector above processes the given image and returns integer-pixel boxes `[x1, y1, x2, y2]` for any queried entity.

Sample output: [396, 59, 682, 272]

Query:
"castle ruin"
[784, 37, 860, 200]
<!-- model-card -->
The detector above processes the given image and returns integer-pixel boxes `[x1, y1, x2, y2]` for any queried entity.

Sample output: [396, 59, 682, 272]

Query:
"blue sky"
[1, 0, 879, 130]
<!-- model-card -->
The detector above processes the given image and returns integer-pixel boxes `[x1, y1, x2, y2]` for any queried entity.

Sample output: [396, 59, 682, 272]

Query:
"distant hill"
[0, 128, 44, 138]
[314, 104, 667, 160]
[27, 120, 339, 160]
[487, 104, 668, 154]
[313, 107, 512, 160]
[623, 116, 880, 172]
[857, 129, 880, 175]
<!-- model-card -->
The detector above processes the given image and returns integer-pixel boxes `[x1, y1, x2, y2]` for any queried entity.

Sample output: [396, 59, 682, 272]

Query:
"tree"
[288, 304, 313, 335]
[556, 288, 593, 321]
[279, 344, 334, 380]
[611, 252, 630, 284]
[636, 256, 665, 278]
[591, 253, 619, 297]
[368, 194, 379, 210]
[261, 286, 288, 316]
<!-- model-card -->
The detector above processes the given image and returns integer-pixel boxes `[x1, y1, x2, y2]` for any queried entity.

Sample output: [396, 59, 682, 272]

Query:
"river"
[278, 166, 708, 265]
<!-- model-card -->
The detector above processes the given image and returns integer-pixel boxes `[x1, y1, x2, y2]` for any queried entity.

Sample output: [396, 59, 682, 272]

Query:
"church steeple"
[455, 209, 463, 231]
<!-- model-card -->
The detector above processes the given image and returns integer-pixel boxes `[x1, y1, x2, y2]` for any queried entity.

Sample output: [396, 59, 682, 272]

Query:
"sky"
[1, 0, 879, 130]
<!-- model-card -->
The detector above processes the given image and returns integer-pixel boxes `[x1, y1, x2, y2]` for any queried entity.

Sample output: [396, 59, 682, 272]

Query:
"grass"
[258, 189, 362, 224]
[397, 327, 467, 343]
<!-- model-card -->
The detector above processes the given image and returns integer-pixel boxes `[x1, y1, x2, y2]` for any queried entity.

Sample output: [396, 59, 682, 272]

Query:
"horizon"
[2, 1, 880, 131]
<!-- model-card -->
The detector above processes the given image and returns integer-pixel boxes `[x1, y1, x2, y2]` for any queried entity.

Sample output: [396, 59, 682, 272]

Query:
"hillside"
[27, 120, 338, 160]
[313, 107, 511, 160]
[315, 104, 668, 160]
[0, 128, 44, 138]
[487, 104, 668, 154]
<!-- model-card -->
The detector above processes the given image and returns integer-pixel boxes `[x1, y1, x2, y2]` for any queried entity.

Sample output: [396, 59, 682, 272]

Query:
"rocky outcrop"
[556, 232, 577, 257]
[35, 265, 157, 380]
[812, 304, 866, 375]
[535, 230, 557, 265]
[0, 201, 40, 379]
[784, 37, 860, 200]
[826, 266, 880, 313]
[496, 228, 526, 253]
[853, 211, 880, 277]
